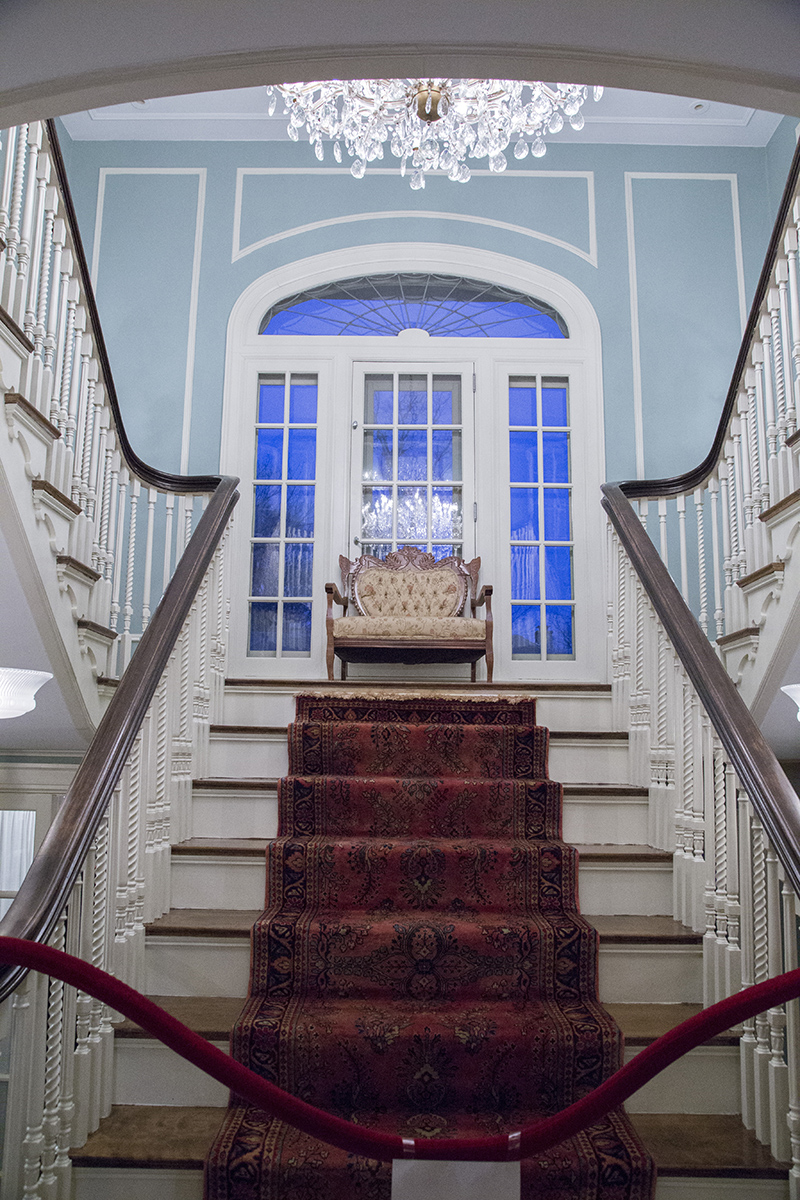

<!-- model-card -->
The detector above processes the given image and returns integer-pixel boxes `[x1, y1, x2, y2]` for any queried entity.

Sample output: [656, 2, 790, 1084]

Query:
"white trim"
[624, 172, 748, 478]
[89, 167, 207, 471]
[231, 168, 597, 266]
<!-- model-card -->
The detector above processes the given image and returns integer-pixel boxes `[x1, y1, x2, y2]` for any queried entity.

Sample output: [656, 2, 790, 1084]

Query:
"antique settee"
[325, 546, 493, 681]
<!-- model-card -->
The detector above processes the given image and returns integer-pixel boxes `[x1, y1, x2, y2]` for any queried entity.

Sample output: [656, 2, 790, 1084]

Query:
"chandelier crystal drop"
[266, 79, 603, 188]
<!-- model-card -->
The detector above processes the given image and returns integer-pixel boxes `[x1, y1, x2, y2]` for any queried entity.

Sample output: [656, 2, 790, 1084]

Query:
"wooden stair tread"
[630, 1114, 790, 1176]
[172, 838, 268, 856]
[71, 1108, 788, 1178]
[193, 777, 278, 789]
[145, 909, 260, 936]
[146, 909, 696, 942]
[575, 844, 672, 862]
[114, 997, 736, 1047]
[70, 1106, 223, 1169]
[224, 679, 612, 693]
[607, 1002, 738, 1045]
[116, 996, 243, 1040]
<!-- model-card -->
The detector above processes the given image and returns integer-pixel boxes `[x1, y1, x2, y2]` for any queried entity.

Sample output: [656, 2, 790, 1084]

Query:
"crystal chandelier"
[266, 79, 603, 189]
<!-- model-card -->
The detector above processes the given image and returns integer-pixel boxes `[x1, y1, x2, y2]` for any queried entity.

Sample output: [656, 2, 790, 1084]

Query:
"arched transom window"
[259, 273, 569, 339]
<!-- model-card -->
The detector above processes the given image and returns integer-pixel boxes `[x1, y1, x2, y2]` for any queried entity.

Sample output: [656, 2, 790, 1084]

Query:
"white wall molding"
[624, 172, 747, 479]
[231, 167, 597, 266]
[89, 167, 207, 472]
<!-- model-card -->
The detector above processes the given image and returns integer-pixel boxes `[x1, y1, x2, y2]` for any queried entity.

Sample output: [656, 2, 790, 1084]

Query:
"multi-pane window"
[509, 376, 574, 659]
[360, 372, 463, 560]
[249, 373, 317, 656]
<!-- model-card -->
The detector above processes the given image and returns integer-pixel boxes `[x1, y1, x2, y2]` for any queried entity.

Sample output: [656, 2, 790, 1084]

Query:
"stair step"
[169, 838, 674, 915]
[144, 909, 701, 1001]
[70, 1109, 789, 1200]
[189, 778, 651, 844]
[206, 725, 631, 784]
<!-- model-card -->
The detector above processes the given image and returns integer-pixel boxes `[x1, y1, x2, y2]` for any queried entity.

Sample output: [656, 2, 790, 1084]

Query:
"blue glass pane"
[251, 544, 280, 596]
[287, 429, 316, 480]
[432, 544, 461, 560]
[542, 432, 569, 483]
[253, 485, 282, 538]
[258, 379, 284, 423]
[397, 487, 428, 539]
[262, 293, 566, 338]
[509, 432, 538, 483]
[545, 546, 572, 600]
[256, 430, 283, 480]
[509, 384, 536, 426]
[510, 489, 539, 541]
[432, 431, 461, 481]
[360, 543, 390, 559]
[546, 606, 574, 656]
[249, 602, 277, 653]
[512, 606, 541, 657]
[432, 488, 463, 540]
[543, 489, 571, 541]
[398, 376, 427, 423]
[397, 430, 427, 481]
[432, 377, 461, 424]
[286, 485, 315, 537]
[542, 383, 568, 426]
[362, 487, 393, 538]
[511, 546, 540, 600]
[289, 378, 318, 423]
[282, 603, 312, 653]
[363, 430, 393, 480]
[365, 377, 393, 423]
[284, 543, 313, 596]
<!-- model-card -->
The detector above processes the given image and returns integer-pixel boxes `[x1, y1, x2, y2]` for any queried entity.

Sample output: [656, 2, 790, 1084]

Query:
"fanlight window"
[260, 273, 568, 338]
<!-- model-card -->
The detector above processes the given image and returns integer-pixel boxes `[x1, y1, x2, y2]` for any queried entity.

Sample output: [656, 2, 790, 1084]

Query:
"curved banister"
[619, 132, 800, 501]
[45, 119, 220, 494]
[0, 119, 241, 1001]
[0, 475, 239, 1002]
[602, 482, 800, 897]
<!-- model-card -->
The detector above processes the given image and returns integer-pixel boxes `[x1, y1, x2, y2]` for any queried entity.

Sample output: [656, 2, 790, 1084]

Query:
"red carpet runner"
[205, 694, 656, 1198]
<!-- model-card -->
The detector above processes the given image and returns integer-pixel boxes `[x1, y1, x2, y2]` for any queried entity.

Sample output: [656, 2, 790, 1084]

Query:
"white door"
[350, 363, 476, 563]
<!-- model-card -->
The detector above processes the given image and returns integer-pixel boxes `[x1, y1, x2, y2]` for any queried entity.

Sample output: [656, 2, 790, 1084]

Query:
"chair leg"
[341, 659, 348, 681]
[326, 643, 335, 681]
[471, 660, 476, 683]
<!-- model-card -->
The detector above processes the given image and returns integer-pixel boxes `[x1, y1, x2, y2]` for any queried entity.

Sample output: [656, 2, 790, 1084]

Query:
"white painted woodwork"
[144, 937, 251, 999]
[112, 1040, 229, 1106]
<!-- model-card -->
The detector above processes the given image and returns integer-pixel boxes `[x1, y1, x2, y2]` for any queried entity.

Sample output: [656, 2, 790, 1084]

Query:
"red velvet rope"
[2, 935, 798, 1163]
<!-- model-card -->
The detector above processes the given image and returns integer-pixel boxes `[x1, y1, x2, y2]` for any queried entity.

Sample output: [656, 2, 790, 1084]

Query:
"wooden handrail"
[618, 132, 800, 501]
[0, 476, 239, 1002]
[602, 482, 800, 896]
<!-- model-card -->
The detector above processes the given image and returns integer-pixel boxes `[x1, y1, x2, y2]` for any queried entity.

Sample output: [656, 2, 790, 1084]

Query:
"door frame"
[221, 243, 606, 682]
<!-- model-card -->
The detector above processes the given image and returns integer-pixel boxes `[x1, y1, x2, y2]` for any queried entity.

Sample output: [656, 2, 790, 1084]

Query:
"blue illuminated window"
[249, 373, 317, 656]
[509, 377, 574, 660]
[260, 274, 568, 339]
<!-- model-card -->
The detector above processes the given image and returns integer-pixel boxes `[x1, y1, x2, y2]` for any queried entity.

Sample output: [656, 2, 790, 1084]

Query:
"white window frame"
[221, 243, 606, 682]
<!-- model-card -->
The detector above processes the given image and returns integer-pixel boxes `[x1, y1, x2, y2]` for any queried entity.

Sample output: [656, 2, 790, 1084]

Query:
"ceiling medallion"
[266, 79, 603, 188]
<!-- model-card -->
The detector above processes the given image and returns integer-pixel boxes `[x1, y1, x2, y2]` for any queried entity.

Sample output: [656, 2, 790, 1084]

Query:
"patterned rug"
[205, 695, 655, 1199]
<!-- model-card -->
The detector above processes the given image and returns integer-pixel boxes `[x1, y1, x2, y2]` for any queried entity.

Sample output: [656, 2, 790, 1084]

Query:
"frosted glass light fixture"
[0, 669, 52, 719]
[266, 79, 603, 189]
[781, 684, 800, 721]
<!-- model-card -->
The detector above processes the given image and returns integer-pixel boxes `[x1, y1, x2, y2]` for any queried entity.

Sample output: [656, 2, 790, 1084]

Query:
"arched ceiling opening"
[1, 0, 800, 129]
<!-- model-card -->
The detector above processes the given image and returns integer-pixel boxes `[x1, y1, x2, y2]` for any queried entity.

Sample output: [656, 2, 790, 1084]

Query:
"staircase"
[68, 679, 791, 1199]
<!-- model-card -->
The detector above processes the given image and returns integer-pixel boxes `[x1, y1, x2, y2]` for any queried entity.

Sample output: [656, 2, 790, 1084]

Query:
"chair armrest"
[472, 584, 493, 615]
[325, 582, 348, 622]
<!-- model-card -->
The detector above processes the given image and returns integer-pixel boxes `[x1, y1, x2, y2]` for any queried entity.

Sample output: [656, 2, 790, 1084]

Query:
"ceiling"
[59, 85, 786, 147]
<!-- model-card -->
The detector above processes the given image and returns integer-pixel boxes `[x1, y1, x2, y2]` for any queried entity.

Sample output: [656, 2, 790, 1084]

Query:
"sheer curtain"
[0, 810, 35, 919]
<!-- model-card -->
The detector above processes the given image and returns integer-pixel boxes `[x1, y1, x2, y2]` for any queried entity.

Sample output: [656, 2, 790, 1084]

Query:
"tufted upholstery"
[333, 615, 485, 640]
[355, 567, 465, 619]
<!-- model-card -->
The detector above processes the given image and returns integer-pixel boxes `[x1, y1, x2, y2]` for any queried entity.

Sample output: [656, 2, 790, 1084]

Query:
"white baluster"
[708, 475, 724, 639]
[141, 489, 157, 631]
[676, 493, 689, 601]
[21, 151, 51, 344]
[11, 122, 43, 329]
[724, 764, 742, 998]
[782, 883, 800, 1199]
[657, 496, 668, 566]
[739, 796, 757, 1130]
[751, 818, 772, 1144]
[694, 486, 708, 635]
[765, 839, 790, 1161]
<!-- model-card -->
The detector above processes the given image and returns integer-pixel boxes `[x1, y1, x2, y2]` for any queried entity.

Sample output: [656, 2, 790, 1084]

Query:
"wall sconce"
[781, 684, 800, 722]
[0, 669, 52, 719]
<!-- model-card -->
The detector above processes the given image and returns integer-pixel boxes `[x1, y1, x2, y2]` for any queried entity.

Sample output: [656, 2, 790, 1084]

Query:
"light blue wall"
[56, 122, 795, 483]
